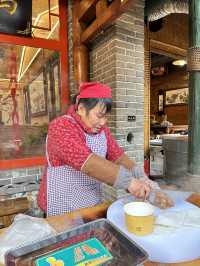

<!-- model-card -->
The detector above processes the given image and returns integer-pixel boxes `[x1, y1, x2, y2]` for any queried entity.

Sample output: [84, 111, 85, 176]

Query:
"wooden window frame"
[0, 0, 69, 170]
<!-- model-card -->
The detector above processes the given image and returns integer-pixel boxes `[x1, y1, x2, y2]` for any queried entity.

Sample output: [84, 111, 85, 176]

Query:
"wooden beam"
[78, 0, 99, 20]
[0, 157, 45, 170]
[81, 0, 134, 44]
[96, 0, 107, 18]
[0, 32, 60, 50]
[150, 39, 187, 58]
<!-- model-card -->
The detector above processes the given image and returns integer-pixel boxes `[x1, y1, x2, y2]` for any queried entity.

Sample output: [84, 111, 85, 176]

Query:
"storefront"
[0, 1, 68, 197]
[0, 0, 68, 162]
[0, 1, 200, 266]
[0, 0, 146, 201]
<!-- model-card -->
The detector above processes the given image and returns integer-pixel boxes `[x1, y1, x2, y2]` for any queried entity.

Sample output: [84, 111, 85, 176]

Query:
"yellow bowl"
[124, 201, 155, 236]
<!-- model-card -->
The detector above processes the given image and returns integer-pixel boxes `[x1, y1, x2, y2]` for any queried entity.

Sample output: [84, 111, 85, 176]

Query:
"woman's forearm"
[81, 153, 120, 185]
[114, 153, 135, 170]
[81, 153, 133, 189]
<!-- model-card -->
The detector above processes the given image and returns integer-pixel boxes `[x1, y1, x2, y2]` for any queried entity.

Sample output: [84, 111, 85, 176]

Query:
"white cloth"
[107, 190, 200, 263]
[156, 208, 200, 228]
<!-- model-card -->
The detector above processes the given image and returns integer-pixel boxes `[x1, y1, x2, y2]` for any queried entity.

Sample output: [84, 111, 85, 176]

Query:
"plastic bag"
[0, 214, 56, 264]
[148, 189, 174, 209]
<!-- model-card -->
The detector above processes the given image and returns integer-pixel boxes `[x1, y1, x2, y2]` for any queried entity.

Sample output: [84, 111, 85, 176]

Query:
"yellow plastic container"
[124, 201, 155, 236]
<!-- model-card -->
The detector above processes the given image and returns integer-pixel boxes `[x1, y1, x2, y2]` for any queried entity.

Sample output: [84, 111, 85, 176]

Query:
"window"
[0, 1, 68, 169]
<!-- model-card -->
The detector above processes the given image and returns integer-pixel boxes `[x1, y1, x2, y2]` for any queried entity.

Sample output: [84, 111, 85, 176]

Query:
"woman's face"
[78, 102, 108, 133]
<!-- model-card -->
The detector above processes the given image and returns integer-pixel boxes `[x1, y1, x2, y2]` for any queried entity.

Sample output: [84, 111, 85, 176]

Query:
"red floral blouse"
[38, 105, 124, 211]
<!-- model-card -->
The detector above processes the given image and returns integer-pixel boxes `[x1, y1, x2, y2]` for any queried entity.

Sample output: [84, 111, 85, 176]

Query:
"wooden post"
[59, 0, 69, 111]
[74, 44, 89, 85]
[96, 0, 107, 18]
[73, 0, 89, 87]
[72, 0, 134, 86]
[188, 0, 200, 175]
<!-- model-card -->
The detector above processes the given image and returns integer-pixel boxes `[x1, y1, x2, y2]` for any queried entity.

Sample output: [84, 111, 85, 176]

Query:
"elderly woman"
[38, 82, 172, 216]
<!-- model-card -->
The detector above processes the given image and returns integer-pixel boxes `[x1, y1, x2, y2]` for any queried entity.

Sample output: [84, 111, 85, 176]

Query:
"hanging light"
[172, 59, 187, 66]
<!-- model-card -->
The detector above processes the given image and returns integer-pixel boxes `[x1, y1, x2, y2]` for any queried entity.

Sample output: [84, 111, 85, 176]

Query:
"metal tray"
[5, 218, 148, 266]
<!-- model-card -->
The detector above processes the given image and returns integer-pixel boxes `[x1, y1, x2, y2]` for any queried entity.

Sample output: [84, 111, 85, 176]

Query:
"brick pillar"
[90, 1, 145, 163]
[90, 1, 145, 199]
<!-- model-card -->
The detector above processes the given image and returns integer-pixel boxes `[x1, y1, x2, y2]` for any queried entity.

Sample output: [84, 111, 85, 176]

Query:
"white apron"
[47, 115, 107, 216]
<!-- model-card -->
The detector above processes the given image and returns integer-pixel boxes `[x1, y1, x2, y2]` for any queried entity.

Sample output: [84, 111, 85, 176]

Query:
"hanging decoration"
[151, 66, 165, 76]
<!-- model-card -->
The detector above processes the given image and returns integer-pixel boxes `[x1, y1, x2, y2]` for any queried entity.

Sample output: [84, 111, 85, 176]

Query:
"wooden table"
[0, 197, 200, 266]
[36, 199, 200, 266]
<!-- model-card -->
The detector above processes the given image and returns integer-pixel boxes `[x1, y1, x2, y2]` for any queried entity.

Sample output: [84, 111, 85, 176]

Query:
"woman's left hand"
[127, 179, 151, 200]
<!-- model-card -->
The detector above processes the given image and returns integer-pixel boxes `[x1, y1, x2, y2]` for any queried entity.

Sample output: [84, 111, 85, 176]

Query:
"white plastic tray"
[107, 190, 200, 263]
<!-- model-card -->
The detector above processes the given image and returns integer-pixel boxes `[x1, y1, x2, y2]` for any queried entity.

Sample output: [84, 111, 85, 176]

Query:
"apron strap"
[45, 136, 51, 167]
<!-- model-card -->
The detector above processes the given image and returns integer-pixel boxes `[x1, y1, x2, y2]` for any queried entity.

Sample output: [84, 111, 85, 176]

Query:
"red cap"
[77, 82, 112, 100]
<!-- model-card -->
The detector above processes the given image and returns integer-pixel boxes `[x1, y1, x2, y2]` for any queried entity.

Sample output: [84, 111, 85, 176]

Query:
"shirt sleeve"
[104, 127, 124, 161]
[47, 117, 92, 171]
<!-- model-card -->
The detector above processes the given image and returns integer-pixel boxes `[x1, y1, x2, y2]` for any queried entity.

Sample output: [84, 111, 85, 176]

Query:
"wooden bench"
[0, 197, 29, 228]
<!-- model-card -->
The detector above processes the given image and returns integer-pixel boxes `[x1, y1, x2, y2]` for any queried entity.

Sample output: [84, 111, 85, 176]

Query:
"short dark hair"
[73, 95, 112, 114]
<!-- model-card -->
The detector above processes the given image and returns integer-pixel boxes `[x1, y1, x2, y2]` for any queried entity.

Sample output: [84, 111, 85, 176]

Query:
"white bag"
[0, 214, 56, 264]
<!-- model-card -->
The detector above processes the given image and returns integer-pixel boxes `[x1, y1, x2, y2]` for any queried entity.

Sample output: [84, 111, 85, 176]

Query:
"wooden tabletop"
[35, 201, 200, 266]
[42, 196, 200, 266]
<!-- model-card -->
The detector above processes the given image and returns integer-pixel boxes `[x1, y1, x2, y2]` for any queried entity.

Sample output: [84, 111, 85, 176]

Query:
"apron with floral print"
[47, 115, 107, 216]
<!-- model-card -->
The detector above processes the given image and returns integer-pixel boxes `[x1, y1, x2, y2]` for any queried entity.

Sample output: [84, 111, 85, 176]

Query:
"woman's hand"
[127, 179, 151, 200]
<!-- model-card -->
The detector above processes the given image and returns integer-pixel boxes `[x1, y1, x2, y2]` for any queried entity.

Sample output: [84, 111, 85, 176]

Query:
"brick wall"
[90, 1, 145, 164]
[0, 166, 43, 195]
[90, 1, 145, 200]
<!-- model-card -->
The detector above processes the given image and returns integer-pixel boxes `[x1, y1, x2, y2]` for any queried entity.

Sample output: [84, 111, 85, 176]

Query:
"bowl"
[124, 201, 155, 236]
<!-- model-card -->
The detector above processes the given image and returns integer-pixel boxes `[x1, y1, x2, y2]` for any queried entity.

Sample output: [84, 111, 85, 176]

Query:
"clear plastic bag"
[0, 214, 56, 264]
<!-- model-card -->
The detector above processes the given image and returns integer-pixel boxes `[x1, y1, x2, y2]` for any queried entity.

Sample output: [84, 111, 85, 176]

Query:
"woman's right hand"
[127, 179, 151, 200]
